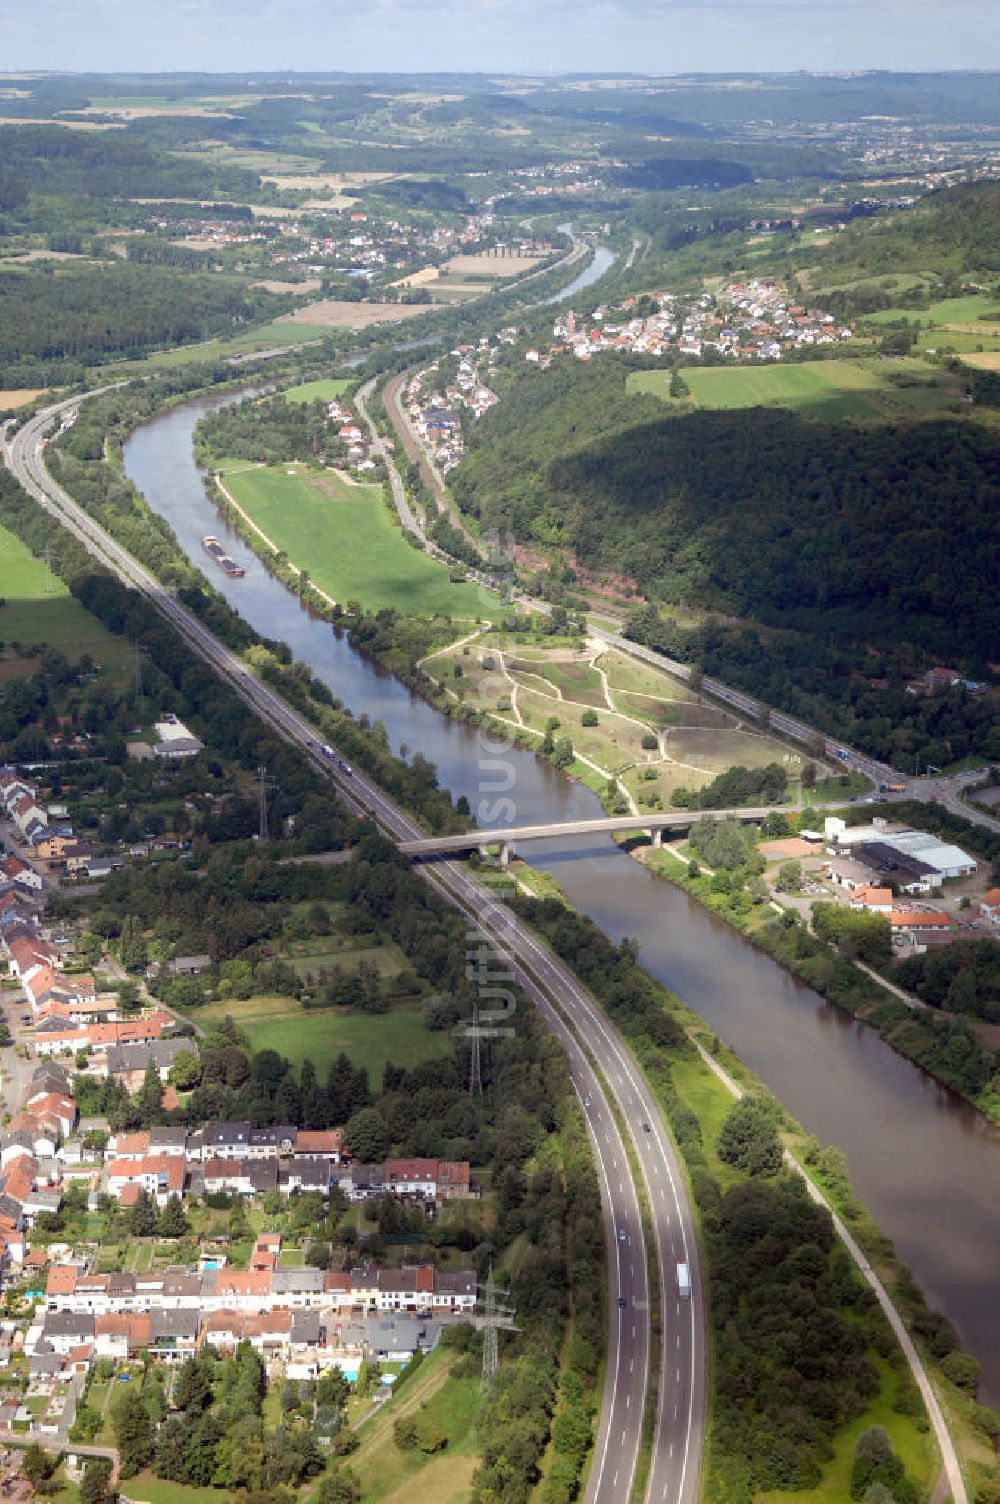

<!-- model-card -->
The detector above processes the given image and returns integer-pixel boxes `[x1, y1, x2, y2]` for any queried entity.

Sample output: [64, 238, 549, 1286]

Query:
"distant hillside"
[806, 179, 1000, 289]
[452, 359, 1000, 664]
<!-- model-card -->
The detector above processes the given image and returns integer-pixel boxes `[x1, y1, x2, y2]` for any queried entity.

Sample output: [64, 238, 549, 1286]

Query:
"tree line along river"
[123, 389, 1000, 1406]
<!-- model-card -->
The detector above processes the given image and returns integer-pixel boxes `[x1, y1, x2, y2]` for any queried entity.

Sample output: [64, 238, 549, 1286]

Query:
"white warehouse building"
[823, 818, 976, 881]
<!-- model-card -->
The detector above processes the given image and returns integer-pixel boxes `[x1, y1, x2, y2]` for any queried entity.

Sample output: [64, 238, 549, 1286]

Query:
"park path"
[691, 1037, 967, 1504]
[852, 958, 930, 1013]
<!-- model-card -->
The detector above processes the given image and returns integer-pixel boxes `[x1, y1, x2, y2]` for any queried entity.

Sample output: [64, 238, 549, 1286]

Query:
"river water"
[123, 392, 1000, 1404]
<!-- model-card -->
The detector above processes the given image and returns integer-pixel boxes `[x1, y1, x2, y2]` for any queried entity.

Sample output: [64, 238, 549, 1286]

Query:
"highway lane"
[4, 397, 703, 1504]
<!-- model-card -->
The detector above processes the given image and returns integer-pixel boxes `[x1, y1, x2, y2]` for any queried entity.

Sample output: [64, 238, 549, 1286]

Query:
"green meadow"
[195, 994, 451, 1079]
[281, 377, 353, 403]
[629, 357, 959, 420]
[0, 521, 129, 673]
[220, 461, 495, 616]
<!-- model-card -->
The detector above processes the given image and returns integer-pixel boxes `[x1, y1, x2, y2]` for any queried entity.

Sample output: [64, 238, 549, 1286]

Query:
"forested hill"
[451, 360, 1000, 664]
[0, 126, 261, 204]
[805, 177, 1000, 281]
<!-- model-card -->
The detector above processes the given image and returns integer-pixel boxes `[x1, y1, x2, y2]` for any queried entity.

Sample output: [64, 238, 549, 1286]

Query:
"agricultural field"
[195, 994, 452, 1079]
[964, 350, 1000, 370]
[0, 387, 45, 412]
[0, 521, 130, 675]
[277, 298, 433, 329]
[219, 461, 494, 616]
[108, 318, 332, 375]
[280, 377, 353, 403]
[628, 358, 961, 421]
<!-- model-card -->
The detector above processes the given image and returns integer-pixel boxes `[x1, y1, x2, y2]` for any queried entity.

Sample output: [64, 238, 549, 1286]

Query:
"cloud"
[3, 0, 998, 73]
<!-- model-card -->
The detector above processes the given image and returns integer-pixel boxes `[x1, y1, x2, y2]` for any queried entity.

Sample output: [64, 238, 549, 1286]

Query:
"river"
[123, 391, 1000, 1404]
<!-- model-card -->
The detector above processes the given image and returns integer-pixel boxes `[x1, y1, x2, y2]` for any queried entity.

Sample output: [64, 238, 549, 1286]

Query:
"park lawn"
[126, 1473, 234, 1504]
[221, 461, 494, 617]
[758, 1353, 935, 1504]
[628, 358, 957, 421]
[0, 521, 129, 673]
[509, 655, 607, 708]
[348, 1350, 482, 1504]
[195, 994, 451, 1077]
[599, 648, 691, 702]
[281, 377, 353, 403]
[615, 691, 680, 726]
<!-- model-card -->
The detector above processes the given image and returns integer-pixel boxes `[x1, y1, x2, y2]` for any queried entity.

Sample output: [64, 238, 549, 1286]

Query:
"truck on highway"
[676, 1261, 691, 1299]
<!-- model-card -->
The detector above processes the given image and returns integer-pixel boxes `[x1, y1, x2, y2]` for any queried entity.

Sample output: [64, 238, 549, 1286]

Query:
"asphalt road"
[3, 397, 705, 1504]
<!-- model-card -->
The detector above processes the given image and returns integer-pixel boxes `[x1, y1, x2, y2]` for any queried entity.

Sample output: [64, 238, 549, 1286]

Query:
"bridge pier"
[652, 827, 663, 848]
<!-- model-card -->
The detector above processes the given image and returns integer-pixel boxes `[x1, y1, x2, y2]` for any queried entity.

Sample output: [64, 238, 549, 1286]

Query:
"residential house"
[980, 888, 1000, 925]
[0, 855, 43, 892]
[203, 1158, 277, 1197]
[106, 1154, 185, 1207]
[104, 1038, 195, 1090]
[848, 887, 894, 914]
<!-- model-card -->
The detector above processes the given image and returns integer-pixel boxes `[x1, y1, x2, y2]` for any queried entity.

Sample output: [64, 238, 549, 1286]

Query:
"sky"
[3, 0, 999, 75]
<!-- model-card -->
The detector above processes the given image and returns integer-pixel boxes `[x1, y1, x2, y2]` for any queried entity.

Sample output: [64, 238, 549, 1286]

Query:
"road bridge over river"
[399, 805, 793, 861]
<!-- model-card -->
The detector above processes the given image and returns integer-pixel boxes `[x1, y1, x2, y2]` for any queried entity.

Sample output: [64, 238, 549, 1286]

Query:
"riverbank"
[515, 891, 996, 1504]
[378, 616, 1000, 1123]
[119, 382, 1000, 1411]
[633, 839, 1000, 1126]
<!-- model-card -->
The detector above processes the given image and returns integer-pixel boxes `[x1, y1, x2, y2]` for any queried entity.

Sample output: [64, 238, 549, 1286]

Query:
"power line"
[257, 764, 278, 843]
[43, 543, 60, 595]
[479, 1262, 514, 1391]
[132, 641, 151, 698]
[481, 1262, 499, 1389]
[468, 995, 483, 1098]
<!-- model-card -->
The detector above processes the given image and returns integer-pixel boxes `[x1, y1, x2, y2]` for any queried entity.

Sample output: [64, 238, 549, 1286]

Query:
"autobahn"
[3, 395, 704, 1504]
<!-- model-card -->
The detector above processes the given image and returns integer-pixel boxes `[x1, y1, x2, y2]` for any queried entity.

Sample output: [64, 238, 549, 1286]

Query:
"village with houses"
[401, 340, 504, 476]
[528, 278, 854, 366]
[0, 757, 492, 1457]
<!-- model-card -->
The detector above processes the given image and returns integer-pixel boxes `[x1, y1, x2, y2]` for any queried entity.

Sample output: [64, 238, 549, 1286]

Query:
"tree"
[168, 1050, 202, 1091]
[112, 1384, 153, 1477]
[850, 1426, 909, 1502]
[127, 1188, 158, 1237]
[316, 1470, 362, 1504]
[941, 1350, 980, 1393]
[776, 860, 802, 893]
[80, 1456, 116, 1504]
[118, 913, 148, 972]
[137, 1061, 163, 1123]
[716, 1097, 783, 1177]
[173, 1354, 214, 1415]
[157, 1193, 188, 1238]
[22, 1443, 56, 1487]
[580, 708, 598, 727]
[552, 736, 575, 769]
[345, 1106, 387, 1162]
